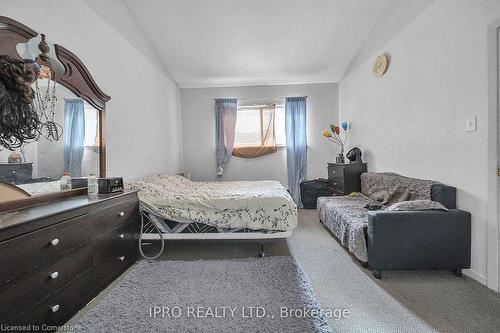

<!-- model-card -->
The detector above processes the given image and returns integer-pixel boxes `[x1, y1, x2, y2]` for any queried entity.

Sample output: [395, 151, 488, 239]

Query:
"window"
[233, 102, 286, 149]
[274, 104, 286, 146]
[83, 103, 98, 148]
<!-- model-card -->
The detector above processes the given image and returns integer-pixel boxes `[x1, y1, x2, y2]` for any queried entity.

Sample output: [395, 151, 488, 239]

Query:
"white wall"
[344, 0, 436, 77]
[1, 0, 183, 181]
[339, 0, 500, 288]
[82, 0, 171, 78]
[181, 83, 339, 186]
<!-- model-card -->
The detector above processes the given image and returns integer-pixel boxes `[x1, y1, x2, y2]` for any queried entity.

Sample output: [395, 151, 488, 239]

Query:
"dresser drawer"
[93, 247, 135, 290]
[328, 164, 345, 179]
[11, 268, 95, 330]
[0, 245, 92, 321]
[93, 222, 136, 265]
[91, 199, 139, 235]
[330, 179, 345, 193]
[0, 215, 96, 286]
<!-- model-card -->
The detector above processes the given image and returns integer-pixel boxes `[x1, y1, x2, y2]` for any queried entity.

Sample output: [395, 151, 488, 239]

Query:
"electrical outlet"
[465, 117, 477, 132]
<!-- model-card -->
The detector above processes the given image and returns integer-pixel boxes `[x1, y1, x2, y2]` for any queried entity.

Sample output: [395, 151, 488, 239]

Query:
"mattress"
[127, 175, 297, 232]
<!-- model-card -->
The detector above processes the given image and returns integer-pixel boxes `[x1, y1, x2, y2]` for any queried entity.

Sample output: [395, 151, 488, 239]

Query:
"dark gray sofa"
[317, 172, 471, 279]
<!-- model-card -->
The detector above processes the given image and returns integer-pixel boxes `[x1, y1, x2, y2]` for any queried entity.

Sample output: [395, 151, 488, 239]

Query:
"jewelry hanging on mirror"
[33, 71, 62, 141]
[32, 34, 63, 142]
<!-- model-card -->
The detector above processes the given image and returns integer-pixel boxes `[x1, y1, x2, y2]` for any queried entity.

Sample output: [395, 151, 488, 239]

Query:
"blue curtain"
[215, 98, 237, 176]
[63, 99, 85, 177]
[285, 97, 307, 207]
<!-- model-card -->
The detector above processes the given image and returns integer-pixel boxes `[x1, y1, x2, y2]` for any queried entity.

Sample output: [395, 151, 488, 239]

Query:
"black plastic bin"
[300, 179, 333, 209]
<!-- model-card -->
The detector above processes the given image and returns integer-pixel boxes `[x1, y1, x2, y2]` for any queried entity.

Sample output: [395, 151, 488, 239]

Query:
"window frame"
[234, 103, 286, 149]
[83, 102, 99, 149]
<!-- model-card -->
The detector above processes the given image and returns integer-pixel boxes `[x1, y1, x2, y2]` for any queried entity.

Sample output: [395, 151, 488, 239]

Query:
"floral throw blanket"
[127, 175, 297, 231]
[317, 173, 436, 262]
[361, 172, 434, 206]
[317, 193, 380, 262]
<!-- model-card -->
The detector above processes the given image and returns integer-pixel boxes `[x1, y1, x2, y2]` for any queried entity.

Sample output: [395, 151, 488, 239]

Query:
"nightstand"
[327, 163, 367, 195]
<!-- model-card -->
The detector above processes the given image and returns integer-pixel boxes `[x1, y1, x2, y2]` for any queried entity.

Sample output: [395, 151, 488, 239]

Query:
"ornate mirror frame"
[0, 16, 110, 210]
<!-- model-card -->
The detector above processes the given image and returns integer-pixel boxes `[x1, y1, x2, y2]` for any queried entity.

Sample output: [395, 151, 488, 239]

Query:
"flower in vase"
[323, 122, 350, 163]
[321, 130, 332, 137]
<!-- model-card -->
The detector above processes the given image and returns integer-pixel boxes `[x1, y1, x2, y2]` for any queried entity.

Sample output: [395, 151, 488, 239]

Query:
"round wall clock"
[373, 54, 389, 77]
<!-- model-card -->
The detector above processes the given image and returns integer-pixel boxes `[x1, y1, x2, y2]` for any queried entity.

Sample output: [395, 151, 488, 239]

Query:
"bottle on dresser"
[87, 173, 98, 195]
[60, 172, 71, 191]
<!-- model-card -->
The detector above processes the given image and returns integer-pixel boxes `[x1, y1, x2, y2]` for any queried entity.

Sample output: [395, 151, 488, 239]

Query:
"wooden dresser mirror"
[0, 16, 110, 210]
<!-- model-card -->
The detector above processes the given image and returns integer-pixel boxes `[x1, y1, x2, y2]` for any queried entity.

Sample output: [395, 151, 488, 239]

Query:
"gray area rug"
[75, 257, 332, 333]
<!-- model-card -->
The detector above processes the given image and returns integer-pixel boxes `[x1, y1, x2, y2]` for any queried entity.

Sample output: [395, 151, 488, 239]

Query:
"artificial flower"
[322, 130, 332, 137]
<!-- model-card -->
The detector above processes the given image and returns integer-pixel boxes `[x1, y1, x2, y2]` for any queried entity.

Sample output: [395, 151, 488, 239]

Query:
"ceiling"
[91, 0, 395, 88]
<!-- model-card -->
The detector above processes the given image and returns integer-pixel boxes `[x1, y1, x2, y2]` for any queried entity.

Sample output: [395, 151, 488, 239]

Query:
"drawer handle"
[119, 256, 125, 261]
[50, 304, 60, 313]
[118, 211, 125, 217]
[49, 271, 59, 279]
[50, 238, 59, 246]
[118, 234, 125, 239]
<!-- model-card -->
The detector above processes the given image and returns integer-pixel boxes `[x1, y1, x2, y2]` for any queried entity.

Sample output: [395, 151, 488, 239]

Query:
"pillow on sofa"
[385, 200, 449, 212]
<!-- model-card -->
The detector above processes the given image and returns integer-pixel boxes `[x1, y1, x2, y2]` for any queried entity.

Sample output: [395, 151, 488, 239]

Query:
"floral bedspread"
[127, 175, 297, 231]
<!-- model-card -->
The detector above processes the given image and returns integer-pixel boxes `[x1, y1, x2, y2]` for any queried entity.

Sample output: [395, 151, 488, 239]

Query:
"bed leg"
[258, 244, 266, 258]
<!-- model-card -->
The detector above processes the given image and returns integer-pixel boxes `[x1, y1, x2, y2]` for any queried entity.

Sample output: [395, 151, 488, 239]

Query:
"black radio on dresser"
[327, 163, 367, 195]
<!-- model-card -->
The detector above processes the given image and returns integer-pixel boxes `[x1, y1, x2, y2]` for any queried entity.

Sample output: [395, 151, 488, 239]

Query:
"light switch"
[465, 117, 477, 132]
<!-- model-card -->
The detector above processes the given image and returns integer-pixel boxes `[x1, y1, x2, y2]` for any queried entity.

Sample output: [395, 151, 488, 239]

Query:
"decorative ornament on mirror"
[322, 122, 349, 163]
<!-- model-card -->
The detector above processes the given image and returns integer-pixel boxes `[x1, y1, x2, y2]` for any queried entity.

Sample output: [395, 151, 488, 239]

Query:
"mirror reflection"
[0, 83, 100, 196]
[0, 35, 101, 197]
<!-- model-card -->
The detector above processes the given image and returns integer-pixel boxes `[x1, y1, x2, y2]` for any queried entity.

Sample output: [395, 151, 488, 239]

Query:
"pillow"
[385, 200, 449, 212]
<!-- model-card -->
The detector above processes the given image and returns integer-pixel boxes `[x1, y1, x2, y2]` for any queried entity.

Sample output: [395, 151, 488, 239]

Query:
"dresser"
[0, 163, 33, 184]
[327, 163, 367, 195]
[0, 190, 140, 330]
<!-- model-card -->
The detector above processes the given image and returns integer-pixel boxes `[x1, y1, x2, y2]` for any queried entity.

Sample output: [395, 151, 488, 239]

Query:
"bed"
[127, 175, 298, 241]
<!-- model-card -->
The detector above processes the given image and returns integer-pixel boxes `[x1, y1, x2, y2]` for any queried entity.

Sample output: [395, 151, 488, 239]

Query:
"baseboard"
[464, 269, 487, 285]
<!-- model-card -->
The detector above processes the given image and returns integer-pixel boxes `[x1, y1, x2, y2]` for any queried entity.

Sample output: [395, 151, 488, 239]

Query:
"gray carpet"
[67, 209, 500, 333]
[74, 257, 332, 333]
[290, 210, 500, 333]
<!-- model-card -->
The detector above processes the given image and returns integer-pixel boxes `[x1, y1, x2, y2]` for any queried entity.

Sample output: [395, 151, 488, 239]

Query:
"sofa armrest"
[367, 209, 471, 271]
[431, 184, 457, 209]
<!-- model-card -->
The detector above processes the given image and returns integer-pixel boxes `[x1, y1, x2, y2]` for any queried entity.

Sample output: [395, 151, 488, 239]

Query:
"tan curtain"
[232, 104, 277, 158]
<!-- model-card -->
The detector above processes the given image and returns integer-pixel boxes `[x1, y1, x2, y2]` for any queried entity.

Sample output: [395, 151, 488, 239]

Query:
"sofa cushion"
[361, 172, 434, 206]
[317, 193, 380, 262]
[385, 200, 449, 212]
